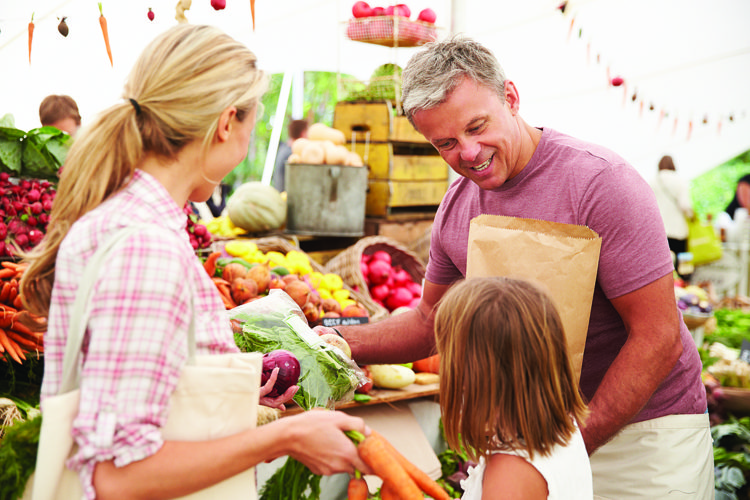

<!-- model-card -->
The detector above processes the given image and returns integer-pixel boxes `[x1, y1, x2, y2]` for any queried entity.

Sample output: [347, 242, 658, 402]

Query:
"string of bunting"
[556, 0, 748, 141]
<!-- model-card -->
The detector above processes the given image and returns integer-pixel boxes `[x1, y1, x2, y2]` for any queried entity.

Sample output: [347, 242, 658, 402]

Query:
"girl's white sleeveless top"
[460, 424, 593, 500]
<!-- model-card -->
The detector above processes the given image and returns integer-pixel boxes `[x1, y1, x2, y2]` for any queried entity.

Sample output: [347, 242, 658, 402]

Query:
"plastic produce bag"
[230, 290, 364, 410]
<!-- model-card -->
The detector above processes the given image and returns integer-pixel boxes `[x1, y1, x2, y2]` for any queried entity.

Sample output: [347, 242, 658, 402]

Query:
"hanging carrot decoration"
[28, 13, 34, 64]
[98, 3, 113, 66]
[250, 0, 256, 31]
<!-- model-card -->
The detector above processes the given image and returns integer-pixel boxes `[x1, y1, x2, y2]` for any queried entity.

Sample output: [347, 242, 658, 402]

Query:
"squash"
[368, 364, 416, 389]
[324, 142, 349, 165]
[308, 122, 346, 145]
[291, 137, 311, 156]
[345, 151, 364, 167]
[226, 182, 287, 233]
[287, 153, 301, 164]
[298, 140, 325, 164]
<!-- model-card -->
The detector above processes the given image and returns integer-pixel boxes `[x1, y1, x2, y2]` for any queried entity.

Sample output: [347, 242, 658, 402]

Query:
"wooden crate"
[352, 142, 448, 181]
[366, 179, 448, 217]
[365, 216, 434, 248]
[333, 101, 428, 143]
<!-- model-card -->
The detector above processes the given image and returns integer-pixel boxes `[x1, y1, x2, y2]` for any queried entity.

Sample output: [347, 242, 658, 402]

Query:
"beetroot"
[261, 349, 301, 398]
[371, 250, 392, 265]
[368, 259, 391, 285]
[386, 287, 413, 310]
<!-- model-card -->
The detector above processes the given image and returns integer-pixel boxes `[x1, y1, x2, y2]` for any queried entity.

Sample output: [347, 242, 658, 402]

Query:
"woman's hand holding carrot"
[280, 409, 371, 476]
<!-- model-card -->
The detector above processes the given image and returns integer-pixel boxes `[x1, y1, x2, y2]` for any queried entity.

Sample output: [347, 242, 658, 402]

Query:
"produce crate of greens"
[230, 290, 363, 410]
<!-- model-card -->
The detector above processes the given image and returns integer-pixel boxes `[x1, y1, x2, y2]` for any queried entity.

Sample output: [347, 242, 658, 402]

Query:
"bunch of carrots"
[0, 262, 44, 364]
[347, 430, 451, 500]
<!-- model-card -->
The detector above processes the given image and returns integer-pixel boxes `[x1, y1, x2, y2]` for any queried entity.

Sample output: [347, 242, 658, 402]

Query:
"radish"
[386, 287, 413, 310]
[368, 259, 391, 285]
[211, 0, 226, 10]
[392, 267, 411, 287]
[371, 250, 392, 265]
[370, 283, 390, 302]
[406, 280, 422, 297]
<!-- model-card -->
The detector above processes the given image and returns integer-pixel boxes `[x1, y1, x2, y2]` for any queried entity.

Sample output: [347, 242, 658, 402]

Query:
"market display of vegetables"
[203, 239, 371, 326]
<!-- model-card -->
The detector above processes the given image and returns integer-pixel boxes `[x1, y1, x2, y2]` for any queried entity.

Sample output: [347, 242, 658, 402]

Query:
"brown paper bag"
[466, 214, 602, 380]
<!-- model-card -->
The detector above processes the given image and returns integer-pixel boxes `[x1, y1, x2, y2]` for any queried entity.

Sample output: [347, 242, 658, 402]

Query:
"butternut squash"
[308, 122, 346, 145]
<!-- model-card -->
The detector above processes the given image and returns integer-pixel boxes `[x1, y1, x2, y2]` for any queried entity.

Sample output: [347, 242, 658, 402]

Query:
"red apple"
[417, 7, 436, 23]
[352, 1, 373, 18]
[394, 4, 411, 18]
[372, 6, 385, 15]
[211, 0, 226, 10]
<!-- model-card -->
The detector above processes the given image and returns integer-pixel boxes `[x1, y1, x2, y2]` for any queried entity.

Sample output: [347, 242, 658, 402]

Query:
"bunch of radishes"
[0, 173, 55, 257]
[361, 249, 422, 312]
[351, 2, 436, 23]
[183, 203, 214, 251]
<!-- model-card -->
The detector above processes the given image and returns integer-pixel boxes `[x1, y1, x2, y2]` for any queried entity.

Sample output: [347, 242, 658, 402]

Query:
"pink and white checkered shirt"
[42, 170, 239, 499]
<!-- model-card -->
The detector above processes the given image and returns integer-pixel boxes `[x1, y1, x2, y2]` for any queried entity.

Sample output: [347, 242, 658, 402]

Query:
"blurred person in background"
[39, 94, 82, 136]
[649, 155, 695, 275]
[272, 118, 308, 192]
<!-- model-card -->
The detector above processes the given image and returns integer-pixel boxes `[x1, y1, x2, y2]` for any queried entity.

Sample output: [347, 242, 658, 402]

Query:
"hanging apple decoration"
[610, 76, 625, 87]
[352, 1, 373, 17]
[211, 0, 226, 11]
[361, 250, 422, 313]
[417, 8, 436, 23]
[147, 8, 155, 21]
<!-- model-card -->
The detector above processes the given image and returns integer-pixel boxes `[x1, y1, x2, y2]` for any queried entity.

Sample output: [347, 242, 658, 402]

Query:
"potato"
[368, 364, 416, 389]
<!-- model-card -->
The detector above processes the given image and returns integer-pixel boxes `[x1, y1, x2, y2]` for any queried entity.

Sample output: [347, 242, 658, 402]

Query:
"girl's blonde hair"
[20, 24, 268, 320]
[434, 277, 588, 462]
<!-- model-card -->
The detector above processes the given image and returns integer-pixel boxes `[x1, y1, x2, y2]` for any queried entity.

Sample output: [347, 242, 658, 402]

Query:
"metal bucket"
[285, 163, 368, 236]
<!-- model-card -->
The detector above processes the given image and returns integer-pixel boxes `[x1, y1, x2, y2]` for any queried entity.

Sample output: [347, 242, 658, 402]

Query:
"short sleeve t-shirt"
[426, 128, 706, 422]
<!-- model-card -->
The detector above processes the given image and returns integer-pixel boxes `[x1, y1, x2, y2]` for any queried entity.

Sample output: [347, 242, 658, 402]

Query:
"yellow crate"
[352, 143, 448, 181]
[333, 101, 428, 143]
[366, 179, 448, 217]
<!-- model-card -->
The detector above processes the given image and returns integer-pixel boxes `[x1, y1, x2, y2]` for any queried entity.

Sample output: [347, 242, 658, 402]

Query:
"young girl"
[20, 24, 368, 500]
[434, 277, 592, 500]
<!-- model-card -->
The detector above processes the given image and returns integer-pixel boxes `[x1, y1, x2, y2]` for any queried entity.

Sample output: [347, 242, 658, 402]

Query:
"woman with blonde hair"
[20, 24, 368, 500]
[434, 277, 592, 499]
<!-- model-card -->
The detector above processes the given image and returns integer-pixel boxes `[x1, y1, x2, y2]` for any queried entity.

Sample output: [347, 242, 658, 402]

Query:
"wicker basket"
[344, 16, 437, 48]
[217, 236, 383, 322]
[324, 236, 426, 319]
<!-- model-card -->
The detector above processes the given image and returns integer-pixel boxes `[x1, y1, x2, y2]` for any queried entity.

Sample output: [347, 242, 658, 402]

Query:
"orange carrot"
[371, 430, 451, 500]
[347, 474, 368, 500]
[357, 434, 422, 500]
[379, 481, 399, 500]
[0, 282, 10, 303]
[28, 13, 34, 64]
[0, 269, 14, 280]
[250, 0, 256, 31]
[6, 330, 42, 351]
[204, 251, 222, 277]
[0, 329, 23, 363]
[98, 3, 113, 66]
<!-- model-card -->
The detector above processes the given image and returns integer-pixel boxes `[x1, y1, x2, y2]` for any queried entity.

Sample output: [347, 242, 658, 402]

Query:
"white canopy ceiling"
[1, 0, 748, 181]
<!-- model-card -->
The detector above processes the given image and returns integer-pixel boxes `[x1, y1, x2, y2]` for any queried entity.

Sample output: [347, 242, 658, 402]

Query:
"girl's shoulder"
[483, 453, 548, 499]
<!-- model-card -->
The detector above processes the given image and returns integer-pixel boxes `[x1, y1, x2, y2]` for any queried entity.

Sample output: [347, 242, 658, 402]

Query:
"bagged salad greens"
[230, 290, 364, 410]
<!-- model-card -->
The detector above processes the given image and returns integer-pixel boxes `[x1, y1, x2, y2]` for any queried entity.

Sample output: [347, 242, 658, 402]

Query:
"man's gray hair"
[401, 34, 507, 127]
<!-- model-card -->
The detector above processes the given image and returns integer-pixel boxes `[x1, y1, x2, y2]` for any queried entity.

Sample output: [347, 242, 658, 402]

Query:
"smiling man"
[322, 34, 713, 499]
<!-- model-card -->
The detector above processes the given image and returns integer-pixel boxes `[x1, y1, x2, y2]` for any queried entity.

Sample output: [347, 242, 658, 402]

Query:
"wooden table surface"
[285, 382, 439, 415]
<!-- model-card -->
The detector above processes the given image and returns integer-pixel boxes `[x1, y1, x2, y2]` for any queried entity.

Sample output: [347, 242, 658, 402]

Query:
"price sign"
[321, 316, 369, 327]
[740, 339, 750, 365]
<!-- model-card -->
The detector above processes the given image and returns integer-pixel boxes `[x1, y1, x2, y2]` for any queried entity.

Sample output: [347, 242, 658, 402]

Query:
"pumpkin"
[226, 182, 287, 233]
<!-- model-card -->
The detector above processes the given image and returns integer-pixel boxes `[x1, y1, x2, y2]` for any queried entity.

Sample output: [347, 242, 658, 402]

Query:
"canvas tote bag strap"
[59, 225, 197, 394]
